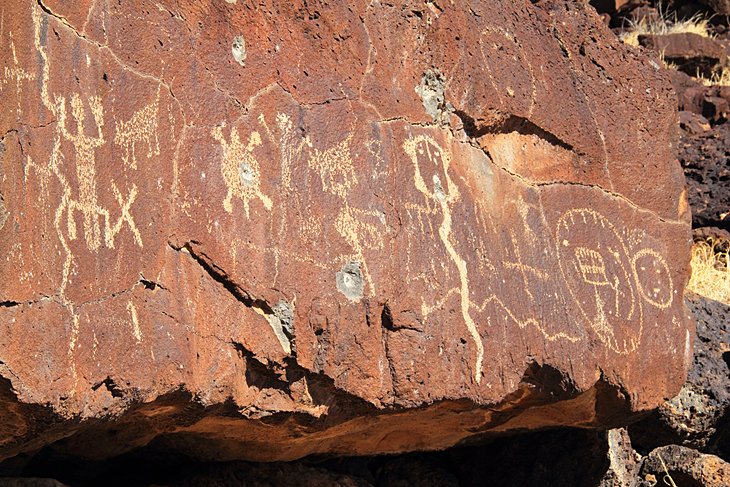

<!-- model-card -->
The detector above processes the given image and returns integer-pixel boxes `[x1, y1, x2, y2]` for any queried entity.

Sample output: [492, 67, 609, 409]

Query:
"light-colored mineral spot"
[257, 300, 294, 355]
[238, 161, 255, 185]
[232, 35, 246, 66]
[415, 68, 453, 125]
[273, 300, 295, 339]
[336, 261, 365, 301]
[0, 194, 7, 231]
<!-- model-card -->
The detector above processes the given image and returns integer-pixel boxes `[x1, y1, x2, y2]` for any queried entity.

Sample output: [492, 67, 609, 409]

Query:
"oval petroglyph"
[556, 208, 641, 354]
[632, 248, 674, 309]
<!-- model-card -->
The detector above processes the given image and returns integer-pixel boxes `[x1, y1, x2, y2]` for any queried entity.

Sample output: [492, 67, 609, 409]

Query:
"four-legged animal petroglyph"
[27, 5, 150, 388]
[114, 85, 161, 170]
[21, 4, 679, 394]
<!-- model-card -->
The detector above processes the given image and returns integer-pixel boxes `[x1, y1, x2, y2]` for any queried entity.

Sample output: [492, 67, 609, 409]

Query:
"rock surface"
[638, 444, 730, 486]
[0, 0, 691, 467]
[639, 33, 728, 78]
[678, 117, 730, 231]
[630, 294, 730, 456]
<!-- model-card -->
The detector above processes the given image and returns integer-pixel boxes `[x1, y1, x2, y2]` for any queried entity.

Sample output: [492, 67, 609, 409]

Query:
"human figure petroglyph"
[257, 112, 308, 193]
[403, 134, 486, 384]
[212, 125, 272, 217]
[60, 93, 106, 251]
[114, 85, 161, 170]
[219, 112, 385, 294]
[556, 208, 640, 354]
[3, 36, 35, 116]
[28, 5, 144, 313]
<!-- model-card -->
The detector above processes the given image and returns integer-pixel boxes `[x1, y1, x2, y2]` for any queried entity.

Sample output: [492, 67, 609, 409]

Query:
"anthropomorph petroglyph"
[403, 134, 486, 384]
[212, 125, 272, 218]
[556, 208, 640, 354]
[30, 7, 143, 258]
[631, 248, 674, 309]
[26, 6, 146, 389]
[2, 35, 35, 117]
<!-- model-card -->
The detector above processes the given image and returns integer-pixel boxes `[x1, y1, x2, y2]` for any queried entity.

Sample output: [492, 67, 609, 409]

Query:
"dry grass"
[620, 11, 713, 47]
[619, 8, 730, 86]
[697, 66, 730, 87]
[687, 237, 730, 305]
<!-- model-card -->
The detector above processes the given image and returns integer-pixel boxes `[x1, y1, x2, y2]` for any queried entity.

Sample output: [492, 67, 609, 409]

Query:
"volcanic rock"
[677, 119, 730, 230]
[639, 32, 728, 78]
[630, 294, 730, 455]
[638, 444, 730, 486]
[0, 0, 692, 467]
[698, 0, 730, 15]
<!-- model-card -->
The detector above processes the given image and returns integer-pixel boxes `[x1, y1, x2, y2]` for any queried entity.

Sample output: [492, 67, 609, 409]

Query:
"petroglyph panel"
[0, 0, 694, 461]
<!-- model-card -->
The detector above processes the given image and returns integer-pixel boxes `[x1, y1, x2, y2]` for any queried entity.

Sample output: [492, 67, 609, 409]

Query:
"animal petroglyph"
[307, 134, 357, 199]
[114, 86, 160, 170]
[403, 134, 486, 384]
[30, 7, 144, 260]
[212, 125, 272, 217]
[556, 208, 640, 354]
[220, 111, 384, 296]
[27, 5, 149, 391]
[308, 132, 383, 298]
[473, 295, 581, 343]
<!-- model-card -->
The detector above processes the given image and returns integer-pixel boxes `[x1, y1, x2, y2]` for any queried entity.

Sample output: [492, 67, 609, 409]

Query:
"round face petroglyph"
[556, 209, 641, 354]
[632, 248, 673, 310]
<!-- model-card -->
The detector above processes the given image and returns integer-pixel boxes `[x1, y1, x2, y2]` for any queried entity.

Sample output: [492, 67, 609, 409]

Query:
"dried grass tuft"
[620, 11, 713, 47]
[687, 236, 730, 305]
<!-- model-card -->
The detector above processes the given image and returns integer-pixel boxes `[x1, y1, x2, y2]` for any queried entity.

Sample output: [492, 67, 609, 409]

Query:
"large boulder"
[0, 0, 692, 466]
[639, 33, 729, 79]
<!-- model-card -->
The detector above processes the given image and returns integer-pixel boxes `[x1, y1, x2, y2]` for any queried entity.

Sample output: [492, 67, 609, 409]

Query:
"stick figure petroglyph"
[3, 35, 35, 117]
[27, 5, 148, 394]
[403, 134, 486, 384]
